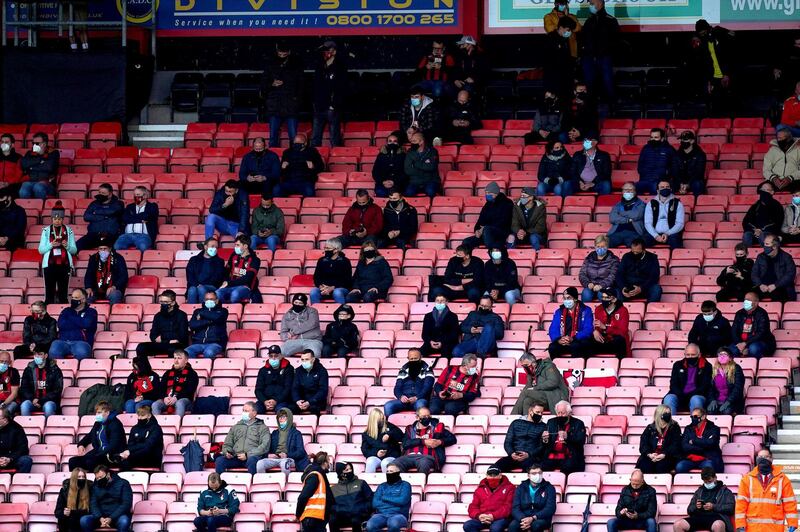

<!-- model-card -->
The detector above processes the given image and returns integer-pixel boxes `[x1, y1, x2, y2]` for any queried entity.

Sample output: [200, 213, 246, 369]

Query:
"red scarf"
[164, 367, 190, 414]
[227, 254, 257, 289]
[0, 369, 12, 401]
[686, 421, 708, 462]
[95, 254, 113, 295]
[655, 430, 665, 453]
[34, 366, 48, 399]
[133, 374, 155, 396]
[560, 305, 581, 337]
[548, 421, 571, 460]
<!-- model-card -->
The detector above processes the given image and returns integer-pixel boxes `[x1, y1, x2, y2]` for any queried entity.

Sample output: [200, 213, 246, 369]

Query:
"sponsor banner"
[4, 0, 156, 25]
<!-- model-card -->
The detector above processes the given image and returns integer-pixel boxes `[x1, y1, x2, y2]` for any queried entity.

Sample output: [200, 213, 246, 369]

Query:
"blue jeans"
[251, 234, 280, 252]
[311, 109, 342, 147]
[152, 397, 192, 416]
[204, 214, 240, 240]
[89, 289, 123, 305]
[194, 515, 234, 532]
[310, 287, 348, 305]
[742, 230, 769, 247]
[536, 180, 571, 198]
[384, 398, 428, 417]
[12, 455, 32, 473]
[464, 518, 508, 532]
[2, 401, 18, 416]
[187, 284, 217, 305]
[582, 55, 615, 103]
[114, 233, 153, 252]
[508, 233, 544, 251]
[80, 514, 130, 532]
[273, 181, 315, 197]
[504, 289, 522, 305]
[19, 181, 53, 199]
[635, 181, 659, 195]
[607, 518, 656, 532]
[728, 341, 771, 359]
[216, 286, 251, 303]
[124, 399, 153, 414]
[453, 323, 498, 358]
[582, 287, 603, 303]
[643, 232, 683, 250]
[663, 393, 706, 414]
[215, 454, 261, 475]
[21, 400, 57, 417]
[608, 229, 641, 248]
[574, 180, 612, 195]
[185, 343, 223, 359]
[268, 115, 298, 148]
[404, 182, 439, 198]
[617, 284, 662, 303]
[675, 458, 715, 474]
[49, 340, 92, 360]
[366, 514, 408, 532]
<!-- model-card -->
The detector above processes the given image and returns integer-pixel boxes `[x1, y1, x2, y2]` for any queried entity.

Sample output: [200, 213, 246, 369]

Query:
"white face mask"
[32, 144, 43, 154]
[529, 474, 542, 484]
[0, 143, 10, 153]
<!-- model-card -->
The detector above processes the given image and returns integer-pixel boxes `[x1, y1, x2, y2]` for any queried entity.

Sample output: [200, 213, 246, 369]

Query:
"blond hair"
[366, 408, 386, 440]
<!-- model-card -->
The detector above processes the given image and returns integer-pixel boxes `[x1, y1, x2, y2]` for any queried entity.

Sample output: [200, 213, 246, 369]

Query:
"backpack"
[78, 383, 126, 416]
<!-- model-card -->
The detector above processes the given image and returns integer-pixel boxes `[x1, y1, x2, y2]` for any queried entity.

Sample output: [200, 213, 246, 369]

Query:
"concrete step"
[776, 429, 800, 443]
[784, 415, 800, 429]
[790, 400, 800, 415]
[128, 122, 186, 148]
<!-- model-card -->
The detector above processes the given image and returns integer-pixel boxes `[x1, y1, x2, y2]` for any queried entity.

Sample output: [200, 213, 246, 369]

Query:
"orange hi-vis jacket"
[299, 471, 328, 521]
[735, 465, 798, 531]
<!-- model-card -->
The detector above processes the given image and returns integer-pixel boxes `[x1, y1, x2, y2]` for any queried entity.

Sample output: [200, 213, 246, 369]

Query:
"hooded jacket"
[668, 357, 712, 402]
[197, 479, 241, 515]
[22, 313, 57, 348]
[716, 257, 753, 295]
[222, 415, 270, 458]
[352, 256, 393, 297]
[707, 363, 745, 414]
[251, 203, 286, 237]
[21, 148, 59, 181]
[571, 148, 612, 185]
[323, 305, 360, 351]
[548, 303, 593, 341]
[520, 359, 570, 413]
[393, 359, 436, 401]
[461, 309, 505, 343]
[504, 417, 547, 462]
[372, 147, 408, 192]
[361, 420, 404, 459]
[687, 480, 735, 532]
[404, 146, 440, 187]
[281, 145, 324, 184]
[0, 419, 28, 464]
[255, 358, 295, 406]
[121, 201, 159, 239]
[268, 408, 310, 470]
[511, 479, 557, 525]
[752, 248, 797, 290]
[83, 195, 124, 237]
[484, 253, 521, 293]
[280, 306, 322, 341]
[400, 96, 441, 142]
[617, 250, 661, 290]
[609, 197, 646, 237]
[538, 151, 571, 185]
[688, 312, 732, 357]
[613, 482, 657, 521]
[511, 199, 548, 240]
[742, 195, 784, 234]
[637, 141, 677, 183]
[78, 412, 126, 457]
[731, 307, 776, 352]
[263, 52, 303, 116]
[57, 305, 98, 345]
[239, 150, 281, 185]
[382, 200, 418, 242]
[343, 198, 383, 237]
[90, 474, 132, 521]
[579, 250, 620, 290]
[149, 307, 189, 346]
[292, 359, 329, 409]
[468, 475, 516, 521]
[0, 200, 26, 250]
[401, 417, 456, 470]
[681, 418, 723, 472]
[124, 415, 164, 469]
[373, 478, 412, 517]
[735, 464, 798, 531]
[210, 187, 250, 234]
[19, 358, 63, 405]
[763, 138, 800, 182]
[421, 307, 461, 358]
[331, 463, 374, 518]
[186, 251, 226, 290]
[84, 252, 129, 295]
[313, 253, 353, 290]
[474, 192, 514, 234]
[189, 305, 229, 347]
[675, 145, 707, 186]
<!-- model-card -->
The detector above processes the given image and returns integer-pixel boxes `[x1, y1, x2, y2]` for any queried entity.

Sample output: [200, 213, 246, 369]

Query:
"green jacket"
[404, 146, 441, 187]
[251, 204, 285, 236]
[527, 358, 569, 412]
[222, 417, 270, 458]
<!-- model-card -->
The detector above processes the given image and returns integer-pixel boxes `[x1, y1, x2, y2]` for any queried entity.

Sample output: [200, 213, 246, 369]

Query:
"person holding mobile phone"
[607, 470, 657, 532]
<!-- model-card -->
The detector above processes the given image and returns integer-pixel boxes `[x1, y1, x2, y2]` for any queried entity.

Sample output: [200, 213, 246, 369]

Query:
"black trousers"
[44, 264, 71, 305]
[493, 455, 536, 473]
[14, 343, 52, 359]
[301, 518, 328, 532]
[716, 286, 748, 302]
[135, 342, 186, 358]
[585, 336, 628, 359]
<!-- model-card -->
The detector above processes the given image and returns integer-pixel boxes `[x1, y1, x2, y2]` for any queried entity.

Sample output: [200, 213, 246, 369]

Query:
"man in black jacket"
[330, 462, 374, 532]
[263, 42, 303, 148]
[311, 41, 348, 148]
[607, 470, 657, 532]
[544, 18, 578, 100]
[688, 20, 735, 116]
[419, 295, 461, 358]
[81, 465, 133, 532]
[310, 238, 353, 305]
[446, 90, 482, 145]
[430, 245, 485, 303]
[186, 292, 229, 359]
[373, 134, 408, 198]
[255, 345, 295, 414]
[673, 467, 735, 532]
[0, 190, 26, 251]
[84, 238, 128, 304]
[542, 400, 586, 475]
[675, 407, 723, 473]
[380, 189, 418, 250]
[0, 408, 31, 472]
[19, 352, 63, 417]
[494, 401, 547, 472]
[275, 133, 325, 198]
[292, 350, 329, 415]
[296, 452, 335, 532]
[69, 401, 126, 471]
[752, 233, 797, 302]
[729, 291, 776, 358]
[322, 304, 360, 358]
[570, 137, 612, 195]
[674, 131, 707, 196]
[136, 290, 189, 358]
[114, 186, 160, 252]
[688, 301, 732, 357]
[114, 404, 164, 470]
[14, 301, 57, 359]
[663, 344, 711, 414]
[616, 238, 663, 302]
[580, 0, 619, 104]
[462, 182, 514, 250]
[77, 183, 124, 251]
[742, 181, 784, 247]
[716, 243, 754, 302]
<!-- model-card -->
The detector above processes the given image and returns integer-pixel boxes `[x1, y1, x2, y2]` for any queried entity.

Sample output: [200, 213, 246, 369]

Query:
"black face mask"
[680, 141, 693, 150]
[690, 415, 702, 426]
[778, 138, 794, 151]
[602, 299, 614, 309]
[136, 418, 149, 426]
[759, 190, 772, 203]
[77, 479, 86, 489]
[686, 357, 698, 366]
[478, 308, 490, 314]
[648, 139, 662, 148]
[631, 251, 643, 258]
[0, 198, 10, 209]
[407, 360, 423, 372]
[661, 412, 672, 423]
[95, 194, 109, 202]
[363, 250, 377, 259]
[96, 477, 109, 488]
[575, 91, 587, 100]
[757, 458, 772, 474]
[388, 200, 402, 209]
[530, 414, 542, 423]
[419, 417, 432, 427]
[324, 250, 335, 258]
[339, 472, 355, 482]
[70, 299, 82, 309]
[735, 256, 747, 265]
[387, 144, 399, 153]
[386, 471, 401, 484]
[293, 143, 305, 150]
[161, 303, 171, 313]
[292, 304, 305, 313]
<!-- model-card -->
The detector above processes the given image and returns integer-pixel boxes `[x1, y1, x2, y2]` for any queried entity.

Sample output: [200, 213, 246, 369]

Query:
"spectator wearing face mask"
[706, 347, 745, 415]
[215, 401, 270, 474]
[366, 463, 411, 532]
[0, 133, 23, 195]
[508, 188, 548, 250]
[292, 350, 329, 415]
[675, 407, 723, 473]
[217, 235, 261, 304]
[688, 300, 732, 357]
[186, 293, 228, 359]
[186, 237, 226, 305]
[616, 238, 662, 302]
[430, 354, 481, 416]
[310, 239, 352, 305]
[16, 301, 57, 360]
[663, 343, 711, 414]
[673, 131, 707, 196]
[735, 449, 798, 532]
[0, 190, 26, 252]
[511, 353, 570, 414]
[484, 247, 521, 305]
[607, 470, 658, 532]
[322, 304, 360, 358]
[330, 462, 373, 532]
[380, 189, 418, 250]
[588, 288, 630, 358]
[136, 290, 188, 359]
[430, 246, 484, 303]
[729, 291, 776, 359]
[644, 179, 685, 249]
[239, 137, 281, 195]
[494, 401, 547, 472]
[535, 139, 572, 196]
[782, 190, 800, 245]
[254, 345, 294, 414]
[68, 401, 125, 471]
[637, 404, 681, 474]
[453, 296, 505, 359]
[346, 243, 393, 304]
[462, 181, 515, 250]
[542, 400, 587, 475]
[763, 126, 800, 192]
[373, 134, 408, 198]
[312, 40, 347, 148]
[752, 233, 797, 302]
[400, 86, 442, 145]
[122, 356, 160, 414]
[403, 132, 441, 198]
[263, 42, 303, 147]
[19, 132, 59, 199]
[446, 90, 482, 145]
[0, 407, 31, 473]
[743, 181, 784, 246]
[114, 186, 159, 253]
[464, 466, 516, 532]
[50, 289, 97, 361]
[673, 467, 735, 532]
[569, 136, 612, 195]
[55, 467, 92, 532]
[341, 189, 383, 248]
[561, 83, 599, 143]
[547, 287, 594, 358]
[393, 406, 457, 474]
[81, 466, 132, 532]
[544, 19, 578, 100]
[0, 351, 20, 416]
[384, 349, 435, 416]
[206, 180, 250, 240]
[716, 243, 754, 302]
[637, 129, 677, 195]
[452, 35, 488, 94]
[580, 0, 619, 103]
[113, 404, 164, 471]
[77, 183, 124, 251]
[416, 40, 456, 101]
[579, 235, 619, 303]
[257, 407, 309, 474]
[608, 183, 646, 248]
[83, 237, 128, 305]
[525, 93, 564, 145]
[19, 351, 63, 417]
[544, 0, 581, 58]
[276, 134, 324, 197]
[508, 464, 556, 532]
[250, 194, 285, 253]
[280, 294, 323, 357]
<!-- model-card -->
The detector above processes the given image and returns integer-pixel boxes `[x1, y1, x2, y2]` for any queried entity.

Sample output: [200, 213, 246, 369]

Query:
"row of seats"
[0, 122, 122, 150]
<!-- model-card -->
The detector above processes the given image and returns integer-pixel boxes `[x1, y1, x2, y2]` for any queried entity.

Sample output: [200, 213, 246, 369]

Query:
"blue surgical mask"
[563, 299, 575, 309]
[95, 413, 106, 423]
[434, 303, 447, 312]
[33, 356, 44, 366]
[204, 300, 216, 310]
[743, 300, 753, 311]
[302, 361, 313, 370]
[763, 245, 773, 254]
[206, 247, 218, 257]
[485, 194, 495, 202]
[583, 139, 593, 151]
[562, 30, 572, 38]
[269, 358, 280, 368]
[410, 97, 421, 107]
[467, 367, 477, 376]
[0, 363, 7, 373]
[241, 412, 251, 422]
[793, 197, 800, 206]
[622, 192, 635, 201]
[703, 482, 716, 490]
[558, 3, 567, 10]
[234, 246, 243, 256]
[98, 250, 110, 261]
[596, 247, 607, 257]
[703, 313, 714, 322]
[279, 421, 288, 429]
[491, 251, 502, 261]
[589, 4, 598, 13]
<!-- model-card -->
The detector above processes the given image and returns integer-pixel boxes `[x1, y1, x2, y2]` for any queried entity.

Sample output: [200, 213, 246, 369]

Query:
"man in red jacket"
[779, 81, 800, 137]
[464, 466, 516, 532]
[0, 133, 23, 194]
[340, 189, 383, 248]
[586, 288, 630, 358]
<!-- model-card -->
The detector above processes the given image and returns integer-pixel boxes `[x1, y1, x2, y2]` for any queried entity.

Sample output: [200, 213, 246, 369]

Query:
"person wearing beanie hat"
[462, 181, 515, 250]
[547, 287, 594, 358]
[38, 201, 77, 304]
[279, 293, 323, 357]
[330, 462, 374, 532]
[508, 187, 548, 250]
[254, 346, 295, 414]
[83, 236, 128, 305]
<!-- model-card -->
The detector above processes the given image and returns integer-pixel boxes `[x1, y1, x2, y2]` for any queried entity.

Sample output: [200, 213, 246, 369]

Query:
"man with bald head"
[275, 133, 324, 197]
[608, 470, 657, 532]
[403, 131, 441, 198]
[446, 90, 481, 144]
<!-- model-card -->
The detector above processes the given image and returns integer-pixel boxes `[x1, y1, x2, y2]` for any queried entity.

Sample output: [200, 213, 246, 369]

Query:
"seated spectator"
[547, 287, 593, 358]
[420, 295, 461, 358]
[706, 347, 745, 415]
[674, 131, 707, 196]
[194, 472, 240, 532]
[416, 39, 455, 100]
[361, 408, 404, 473]
[238, 137, 280, 195]
[526, 94, 564, 146]
[346, 243, 393, 303]
[403, 131, 440, 198]
[84, 238, 128, 304]
[275, 133, 324, 197]
[55, 468, 92, 532]
[114, 186, 159, 252]
[508, 187, 548, 250]
[19, 131, 59, 199]
[0, 351, 20, 416]
[580, 235, 620, 302]
[608, 183, 646, 247]
[215, 401, 269, 474]
[50, 289, 97, 361]
[637, 404, 681, 474]
[430, 354, 481, 416]
[762, 126, 799, 192]
[607, 470, 658, 532]
[77, 183, 124, 251]
[464, 466, 516, 532]
[673, 467, 735, 532]
[569, 136, 612, 195]
[380, 189, 418, 250]
[0, 133, 23, 195]
[463, 182, 515, 250]
[485, 247, 521, 305]
[688, 301, 732, 357]
[263, 42, 302, 148]
[636, 128, 676, 195]
[494, 401, 547, 472]
[322, 304, 360, 358]
[384, 348, 435, 416]
[217, 234, 261, 303]
[136, 290, 189, 358]
[254, 345, 294, 414]
[15, 300, 57, 359]
[743, 181, 783, 246]
[310, 238, 352, 305]
[430, 245, 484, 304]
[752, 233, 797, 302]
[185, 237, 226, 304]
[250, 194, 285, 253]
[617, 238, 663, 302]
[69, 401, 125, 471]
[560, 83, 598, 143]
[511, 353, 570, 415]
[393, 406, 456, 474]
[783, 190, 800, 245]
[205, 179, 249, 240]
[80, 465, 132, 532]
[644, 179, 685, 249]
[280, 294, 323, 357]
[543, 21, 577, 99]
[366, 463, 412, 532]
[453, 35, 488, 93]
[587, 288, 630, 358]
[330, 462, 374, 532]
[716, 243, 754, 301]
[676, 407, 723, 474]
[729, 291, 776, 359]
[123, 356, 160, 414]
[0, 407, 31, 473]
[446, 90, 482, 144]
[373, 134, 408, 198]
[19, 350, 62, 417]
[508, 464, 556, 532]
[186, 292, 228, 359]
[664, 344, 711, 414]
[151, 350, 199, 416]
[778, 81, 800, 137]
[39, 202, 77, 305]
[341, 189, 383, 248]
[535, 139, 572, 196]
[0, 189, 26, 251]
[113, 404, 163, 470]
[453, 296, 505, 359]
[292, 350, 329, 415]
[400, 86, 442, 145]
[257, 407, 310, 474]
[542, 400, 587, 475]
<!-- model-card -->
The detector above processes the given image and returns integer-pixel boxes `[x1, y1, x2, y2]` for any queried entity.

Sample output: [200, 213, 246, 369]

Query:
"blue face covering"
[279, 421, 288, 429]
[583, 139, 593, 151]
[558, 4, 567, 11]
[743, 300, 753, 311]
[703, 313, 714, 322]
[563, 30, 572, 38]
[623, 192, 635, 201]
[793, 197, 800, 206]
[204, 300, 216, 310]
[563, 299, 575, 309]
[410, 97, 421, 107]
[234, 246, 243, 256]
[589, 4, 598, 13]
[0, 363, 8, 373]
[302, 361, 313, 370]
[206, 247, 218, 257]
[596, 247, 607, 257]
[95, 413, 106, 423]
[33, 356, 44, 366]
[434, 303, 447, 312]
[269, 358, 280, 368]
[485, 194, 495, 202]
